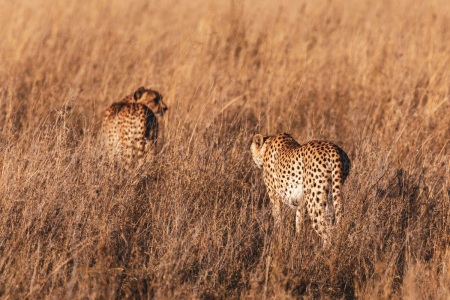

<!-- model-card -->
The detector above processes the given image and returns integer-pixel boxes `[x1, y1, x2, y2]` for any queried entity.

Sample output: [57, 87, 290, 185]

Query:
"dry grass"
[0, 0, 449, 298]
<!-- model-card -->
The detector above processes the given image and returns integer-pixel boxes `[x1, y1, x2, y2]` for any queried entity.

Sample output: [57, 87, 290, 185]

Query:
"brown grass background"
[0, 0, 449, 298]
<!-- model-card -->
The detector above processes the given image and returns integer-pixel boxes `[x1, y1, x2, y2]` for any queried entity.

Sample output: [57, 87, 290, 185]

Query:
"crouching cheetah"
[102, 87, 168, 167]
[251, 133, 350, 246]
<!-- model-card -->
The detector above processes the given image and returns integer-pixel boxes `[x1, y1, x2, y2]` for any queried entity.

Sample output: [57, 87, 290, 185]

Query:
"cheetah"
[102, 87, 168, 166]
[251, 133, 350, 245]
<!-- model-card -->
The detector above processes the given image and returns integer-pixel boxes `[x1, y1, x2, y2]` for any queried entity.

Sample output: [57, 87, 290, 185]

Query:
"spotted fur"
[251, 133, 350, 245]
[102, 87, 168, 167]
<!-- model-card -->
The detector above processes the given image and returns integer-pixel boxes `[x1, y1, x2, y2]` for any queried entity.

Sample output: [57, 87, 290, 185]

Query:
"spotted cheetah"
[102, 87, 168, 166]
[251, 133, 350, 245]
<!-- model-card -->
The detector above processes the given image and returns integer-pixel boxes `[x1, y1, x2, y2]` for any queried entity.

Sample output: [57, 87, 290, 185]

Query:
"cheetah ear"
[134, 87, 146, 100]
[253, 134, 265, 148]
[153, 91, 161, 103]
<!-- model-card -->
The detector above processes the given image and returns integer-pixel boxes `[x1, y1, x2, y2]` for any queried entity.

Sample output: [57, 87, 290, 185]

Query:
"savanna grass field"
[0, 0, 449, 298]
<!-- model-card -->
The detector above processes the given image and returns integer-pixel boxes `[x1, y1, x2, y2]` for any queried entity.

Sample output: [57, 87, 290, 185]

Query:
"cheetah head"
[250, 134, 268, 169]
[134, 87, 168, 115]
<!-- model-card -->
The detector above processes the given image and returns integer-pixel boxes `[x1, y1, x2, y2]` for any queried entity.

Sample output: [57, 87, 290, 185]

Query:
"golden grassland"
[0, 0, 449, 298]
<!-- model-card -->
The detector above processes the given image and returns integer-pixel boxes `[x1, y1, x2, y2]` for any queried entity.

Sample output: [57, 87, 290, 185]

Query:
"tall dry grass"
[0, 0, 449, 298]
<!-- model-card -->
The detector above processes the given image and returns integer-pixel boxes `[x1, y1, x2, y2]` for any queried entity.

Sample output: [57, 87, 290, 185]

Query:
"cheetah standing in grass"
[251, 133, 350, 246]
[102, 87, 168, 167]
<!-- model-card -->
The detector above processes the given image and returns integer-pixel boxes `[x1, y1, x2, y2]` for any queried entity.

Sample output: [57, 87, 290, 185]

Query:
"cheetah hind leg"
[324, 193, 334, 226]
[305, 194, 331, 248]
